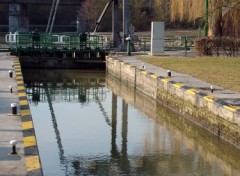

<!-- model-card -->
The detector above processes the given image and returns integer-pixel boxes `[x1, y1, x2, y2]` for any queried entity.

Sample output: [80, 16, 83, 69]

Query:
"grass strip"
[138, 56, 240, 93]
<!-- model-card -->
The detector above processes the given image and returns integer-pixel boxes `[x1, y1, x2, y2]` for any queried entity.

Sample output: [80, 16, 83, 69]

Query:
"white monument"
[150, 22, 165, 55]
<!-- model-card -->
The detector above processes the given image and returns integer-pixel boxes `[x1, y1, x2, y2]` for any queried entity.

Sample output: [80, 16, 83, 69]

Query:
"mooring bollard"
[9, 86, 12, 93]
[142, 63, 145, 69]
[211, 85, 214, 93]
[10, 140, 18, 155]
[11, 103, 17, 115]
[167, 70, 171, 77]
[12, 62, 14, 68]
[9, 70, 13, 78]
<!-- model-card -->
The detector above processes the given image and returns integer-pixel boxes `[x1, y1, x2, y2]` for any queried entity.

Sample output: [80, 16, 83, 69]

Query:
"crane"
[93, 0, 113, 34]
[46, 0, 61, 33]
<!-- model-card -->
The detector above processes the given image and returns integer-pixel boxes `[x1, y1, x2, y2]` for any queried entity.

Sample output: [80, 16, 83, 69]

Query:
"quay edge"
[106, 55, 240, 149]
[14, 57, 43, 175]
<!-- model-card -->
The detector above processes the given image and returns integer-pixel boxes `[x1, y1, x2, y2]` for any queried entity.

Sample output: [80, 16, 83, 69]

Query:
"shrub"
[194, 37, 240, 57]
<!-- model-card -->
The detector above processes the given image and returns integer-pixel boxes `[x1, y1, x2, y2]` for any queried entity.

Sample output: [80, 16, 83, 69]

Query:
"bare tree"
[78, 0, 106, 31]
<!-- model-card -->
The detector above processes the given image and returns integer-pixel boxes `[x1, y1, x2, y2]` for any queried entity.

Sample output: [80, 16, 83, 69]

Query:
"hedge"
[194, 37, 240, 57]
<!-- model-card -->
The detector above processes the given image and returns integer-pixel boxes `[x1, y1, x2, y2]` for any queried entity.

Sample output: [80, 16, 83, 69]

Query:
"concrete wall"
[106, 74, 240, 173]
[9, 4, 29, 33]
[106, 56, 240, 149]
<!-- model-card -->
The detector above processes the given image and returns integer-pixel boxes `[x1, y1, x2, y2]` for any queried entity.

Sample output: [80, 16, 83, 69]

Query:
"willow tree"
[222, 3, 240, 36]
[170, 0, 240, 37]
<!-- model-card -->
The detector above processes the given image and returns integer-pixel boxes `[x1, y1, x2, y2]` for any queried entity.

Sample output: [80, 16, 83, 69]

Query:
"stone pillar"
[150, 22, 165, 55]
[76, 17, 86, 33]
[9, 4, 29, 33]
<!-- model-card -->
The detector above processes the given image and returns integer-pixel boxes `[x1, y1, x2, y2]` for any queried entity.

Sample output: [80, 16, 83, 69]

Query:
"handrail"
[5, 32, 17, 43]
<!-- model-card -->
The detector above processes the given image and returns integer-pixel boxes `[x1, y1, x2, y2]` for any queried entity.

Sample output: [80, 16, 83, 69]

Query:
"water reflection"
[24, 70, 106, 105]
[107, 74, 240, 176]
[23, 70, 240, 176]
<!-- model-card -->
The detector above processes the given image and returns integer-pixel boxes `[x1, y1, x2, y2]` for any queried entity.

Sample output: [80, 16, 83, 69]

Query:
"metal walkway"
[5, 32, 108, 59]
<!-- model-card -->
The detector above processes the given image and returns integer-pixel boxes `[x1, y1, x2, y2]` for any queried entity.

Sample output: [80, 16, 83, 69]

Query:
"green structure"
[7, 32, 108, 59]
[204, 0, 209, 37]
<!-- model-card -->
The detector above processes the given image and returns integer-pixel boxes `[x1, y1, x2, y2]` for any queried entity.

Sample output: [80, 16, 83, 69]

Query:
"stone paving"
[0, 52, 26, 176]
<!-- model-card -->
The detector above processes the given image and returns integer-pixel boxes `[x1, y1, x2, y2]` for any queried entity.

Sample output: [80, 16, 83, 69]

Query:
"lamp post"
[204, 0, 209, 37]
[123, 0, 130, 45]
[126, 35, 131, 56]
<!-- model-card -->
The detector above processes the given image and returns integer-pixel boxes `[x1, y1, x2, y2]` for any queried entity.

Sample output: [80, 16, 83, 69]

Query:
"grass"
[138, 56, 240, 93]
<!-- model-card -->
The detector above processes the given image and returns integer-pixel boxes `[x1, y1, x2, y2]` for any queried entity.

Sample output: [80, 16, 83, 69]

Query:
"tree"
[154, 0, 170, 22]
[78, 0, 108, 31]
[222, 3, 240, 37]
[130, 0, 150, 30]
[170, 0, 240, 37]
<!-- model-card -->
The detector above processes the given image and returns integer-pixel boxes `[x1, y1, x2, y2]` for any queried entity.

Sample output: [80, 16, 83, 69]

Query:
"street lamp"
[125, 35, 131, 56]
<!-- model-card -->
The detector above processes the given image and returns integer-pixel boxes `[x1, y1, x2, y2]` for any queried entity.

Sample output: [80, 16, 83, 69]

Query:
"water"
[23, 69, 240, 176]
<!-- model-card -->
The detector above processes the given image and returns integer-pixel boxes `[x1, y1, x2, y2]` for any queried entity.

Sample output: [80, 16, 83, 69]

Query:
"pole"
[46, 0, 56, 33]
[126, 35, 131, 56]
[112, 0, 120, 48]
[204, 0, 209, 37]
[123, 0, 130, 43]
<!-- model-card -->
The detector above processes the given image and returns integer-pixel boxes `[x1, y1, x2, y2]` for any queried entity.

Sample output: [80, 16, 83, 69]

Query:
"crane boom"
[49, 0, 61, 33]
[93, 0, 113, 34]
[46, 0, 61, 33]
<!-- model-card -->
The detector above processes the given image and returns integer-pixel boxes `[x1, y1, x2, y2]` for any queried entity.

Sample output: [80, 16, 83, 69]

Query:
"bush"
[194, 37, 240, 57]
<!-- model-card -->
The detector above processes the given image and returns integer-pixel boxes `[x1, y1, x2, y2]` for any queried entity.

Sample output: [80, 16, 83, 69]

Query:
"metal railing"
[4, 32, 107, 54]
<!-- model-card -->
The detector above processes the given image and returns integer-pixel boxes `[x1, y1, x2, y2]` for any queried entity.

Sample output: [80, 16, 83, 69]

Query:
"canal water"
[23, 70, 240, 176]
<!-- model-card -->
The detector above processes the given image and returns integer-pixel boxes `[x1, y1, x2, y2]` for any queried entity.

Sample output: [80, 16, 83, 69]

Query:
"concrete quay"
[106, 54, 240, 149]
[0, 52, 42, 176]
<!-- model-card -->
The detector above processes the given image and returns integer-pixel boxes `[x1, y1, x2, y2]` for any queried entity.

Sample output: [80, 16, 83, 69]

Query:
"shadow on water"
[22, 69, 240, 176]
